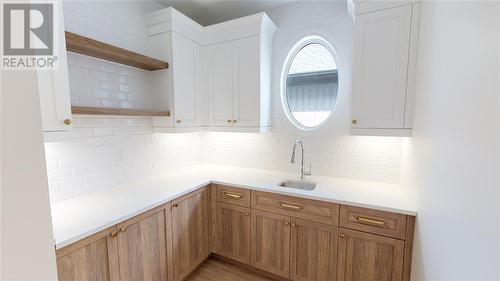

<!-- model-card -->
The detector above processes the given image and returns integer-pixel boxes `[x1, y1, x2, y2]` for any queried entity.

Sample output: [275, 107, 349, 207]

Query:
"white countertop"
[51, 164, 416, 249]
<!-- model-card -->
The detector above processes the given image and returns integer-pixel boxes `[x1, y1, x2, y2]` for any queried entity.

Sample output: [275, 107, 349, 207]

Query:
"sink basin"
[278, 179, 318, 190]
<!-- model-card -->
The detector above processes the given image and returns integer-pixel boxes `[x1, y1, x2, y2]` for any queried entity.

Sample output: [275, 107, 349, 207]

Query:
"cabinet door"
[116, 207, 168, 281]
[337, 228, 404, 281]
[38, 3, 71, 133]
[351, 5, 412, 129]
[290, 218, 338, 281]
[172, 33, 206, 127]
[251, 209, 290, 278]
[232, 36, 261, 127]
[171, 188, 210, 281]
[207, 42, 234, 127]
[215, 202, 251, 264]
[56, 227, 119, 281]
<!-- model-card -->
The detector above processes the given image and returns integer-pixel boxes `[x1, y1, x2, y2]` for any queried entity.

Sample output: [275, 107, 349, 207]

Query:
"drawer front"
[251, 191, 339, 225]
[216, 185, 251, 207]
[340, 205, 407, 239]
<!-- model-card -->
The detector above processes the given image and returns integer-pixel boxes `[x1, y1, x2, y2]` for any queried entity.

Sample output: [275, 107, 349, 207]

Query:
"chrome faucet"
[290, 139, 311, 179]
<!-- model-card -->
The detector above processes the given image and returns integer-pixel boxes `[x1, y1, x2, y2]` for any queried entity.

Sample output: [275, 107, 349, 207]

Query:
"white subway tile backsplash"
[45, 116, 202, 203]
[67, 52, 155, 111]
[201, 133, 403, 184]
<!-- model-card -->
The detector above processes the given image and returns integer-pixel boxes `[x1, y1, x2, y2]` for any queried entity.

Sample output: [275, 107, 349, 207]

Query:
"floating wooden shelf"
[71, 106, 170, 117]
[65, 32, 169, 71]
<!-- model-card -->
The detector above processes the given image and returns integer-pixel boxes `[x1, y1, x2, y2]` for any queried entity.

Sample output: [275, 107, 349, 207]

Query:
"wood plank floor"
[186, 257, 277, 281]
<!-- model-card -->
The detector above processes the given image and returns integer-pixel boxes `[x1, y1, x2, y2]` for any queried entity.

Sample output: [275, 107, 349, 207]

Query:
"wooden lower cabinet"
[290, 218, 338, 281]
[251, 209, 290, 278]
[56, 227, 119, 281]
[171, 187, 210, 281]
[56, 204, 169, 281]
[215, 202, 251, 264]
[116, 207, 169, 281]
[57, 186, 414, 281]
[337, 228, 405, 281]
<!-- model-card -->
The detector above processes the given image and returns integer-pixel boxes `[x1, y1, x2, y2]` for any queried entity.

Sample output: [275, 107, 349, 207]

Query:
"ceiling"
[157, 0, 299, 26]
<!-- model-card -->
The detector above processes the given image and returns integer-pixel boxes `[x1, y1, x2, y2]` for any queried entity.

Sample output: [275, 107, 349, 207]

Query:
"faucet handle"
[304, 164, 312, 176]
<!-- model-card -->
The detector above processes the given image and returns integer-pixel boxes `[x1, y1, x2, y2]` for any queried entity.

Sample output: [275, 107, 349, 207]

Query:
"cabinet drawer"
[216, 185, 251, 207]
[340, 205, 407, 239]
[251, 191, 339, 225]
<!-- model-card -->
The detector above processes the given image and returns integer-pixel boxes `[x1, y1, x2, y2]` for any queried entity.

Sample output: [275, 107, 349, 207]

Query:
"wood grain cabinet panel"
[116, 208, 168, 281]
[56, 227, 119, 281]
[171, 187, 210, 281]
[252, 191, 339, 225]
[290, 218, 338, 281]
[216, 185, 251, 207]
[215, 202, 251, 264]
[337, 228, 404, 281]
[251, 209, 290, 278]
[340, 205, 407, 239]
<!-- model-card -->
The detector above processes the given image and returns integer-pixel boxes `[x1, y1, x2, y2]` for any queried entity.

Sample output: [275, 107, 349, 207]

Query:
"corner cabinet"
[350, 2, 420, 137]
[145, 8, 276, 133]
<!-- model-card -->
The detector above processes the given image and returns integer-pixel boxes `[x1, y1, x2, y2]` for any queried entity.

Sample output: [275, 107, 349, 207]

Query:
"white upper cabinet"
[39, 3, 72, 141]
[146, 8, 207, 131]
[171, 33, 207, 127]
[145, 8, 276, 133]
[206, 15, 275, 132]
[207, 36, 264, 129]
[232, 37, 261, 127]
[350, 2, 419, 137]
[207, 41, 234, 127]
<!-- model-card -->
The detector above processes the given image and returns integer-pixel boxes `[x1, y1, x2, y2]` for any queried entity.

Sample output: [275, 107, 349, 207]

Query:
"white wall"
[204, 1, 405, 183]
[400, 1, 500, 280]
[1, 70, 58, 280]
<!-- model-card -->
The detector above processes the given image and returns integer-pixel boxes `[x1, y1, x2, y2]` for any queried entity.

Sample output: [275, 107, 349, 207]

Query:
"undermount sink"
[278, 179, 318, 190]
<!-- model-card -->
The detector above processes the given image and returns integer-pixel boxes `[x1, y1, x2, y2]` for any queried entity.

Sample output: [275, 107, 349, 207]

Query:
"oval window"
[282, 37, 339, 130]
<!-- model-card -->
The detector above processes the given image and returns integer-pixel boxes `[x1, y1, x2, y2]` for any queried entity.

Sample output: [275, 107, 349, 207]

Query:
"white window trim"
[280, 35, 342, 132]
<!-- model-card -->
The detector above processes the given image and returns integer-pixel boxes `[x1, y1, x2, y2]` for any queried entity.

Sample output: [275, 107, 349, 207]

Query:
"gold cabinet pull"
[173, 203, 179, 208]
[176, 120, 181, 124]
[352, 119, 358, 125]
[223, 192, 243, 199]
[232, 120, 237, 123]
[245, 212, 250, 216]
[280, 202, 302, 210]
[340, 233, 345, 239]
[355, 216, 385, 226]
[284, 221, 290, 225]
[109, 230, 118, 238]
[119, 226, 127, 233]
[64, 119, 72, 125]
[291, 222, 296, 227]
[227, 120, 232, 123]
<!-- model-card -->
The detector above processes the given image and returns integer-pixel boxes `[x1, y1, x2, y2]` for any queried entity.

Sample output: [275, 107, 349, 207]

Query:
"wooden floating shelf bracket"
[65, 31, 169, 71]
[71, 106, 170, 117]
